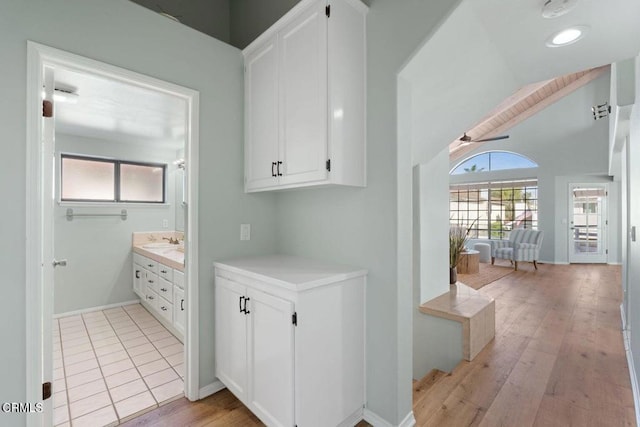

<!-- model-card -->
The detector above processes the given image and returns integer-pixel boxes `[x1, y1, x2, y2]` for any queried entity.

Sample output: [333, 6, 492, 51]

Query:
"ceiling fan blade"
[473, 135, 510, 142]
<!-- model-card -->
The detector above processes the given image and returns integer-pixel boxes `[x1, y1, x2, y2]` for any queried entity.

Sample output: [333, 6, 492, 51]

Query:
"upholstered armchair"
[491, 229, 544, 271]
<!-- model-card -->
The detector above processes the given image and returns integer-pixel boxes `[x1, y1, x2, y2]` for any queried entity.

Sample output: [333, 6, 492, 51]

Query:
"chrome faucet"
[163, 237, 180, 245]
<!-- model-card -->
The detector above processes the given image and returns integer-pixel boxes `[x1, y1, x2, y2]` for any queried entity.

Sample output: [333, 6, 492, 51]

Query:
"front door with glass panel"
[568, 184, 608, 263]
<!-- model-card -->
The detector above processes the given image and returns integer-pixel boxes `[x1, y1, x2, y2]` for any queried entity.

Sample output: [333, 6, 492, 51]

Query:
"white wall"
[53, 134, 179, 314]
[0, 1, 278, 421]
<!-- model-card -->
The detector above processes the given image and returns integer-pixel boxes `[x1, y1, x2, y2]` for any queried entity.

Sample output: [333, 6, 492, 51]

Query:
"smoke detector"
[541, 0, 578, 19]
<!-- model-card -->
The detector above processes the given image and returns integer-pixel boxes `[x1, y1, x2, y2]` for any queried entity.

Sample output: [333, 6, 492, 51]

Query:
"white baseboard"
[199, 380, 226, 399]
[363, 409, 416, 427]
[538, 260, 569, 265]
[622, 303, 627, 330]
[337, 408, 365, 427]
[623, 328, 640, 427]
[54, 299, 141, 318]
[608, 262, 623, 265]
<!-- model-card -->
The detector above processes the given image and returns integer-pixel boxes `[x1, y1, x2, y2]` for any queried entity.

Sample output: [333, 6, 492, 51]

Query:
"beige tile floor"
[53, 304, 184, 427]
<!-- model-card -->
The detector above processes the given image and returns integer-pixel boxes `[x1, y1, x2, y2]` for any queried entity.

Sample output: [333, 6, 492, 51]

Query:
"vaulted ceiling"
[449, 65, 610, 162]
[401, 0, 640, 166]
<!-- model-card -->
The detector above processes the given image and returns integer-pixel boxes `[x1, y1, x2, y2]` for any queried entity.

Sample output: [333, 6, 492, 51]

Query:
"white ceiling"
[468, 0, 640, 84]
[402, 0, 640, 165]
[54, 67, 186, 150]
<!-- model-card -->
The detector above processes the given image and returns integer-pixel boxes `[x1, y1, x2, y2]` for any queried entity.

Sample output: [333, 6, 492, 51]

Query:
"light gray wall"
[413, 154, 463, 380]
[449, 74, 621, 264]
[129, 0, 231, 43]
[273, 1, 462, 423]
[53, 134, 178, 314]
[0, 0, 278, 420]
[626, 53, 640, 396]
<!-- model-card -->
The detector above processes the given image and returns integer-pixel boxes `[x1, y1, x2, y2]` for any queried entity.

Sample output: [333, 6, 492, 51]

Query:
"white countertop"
[214, 255, 367, 291]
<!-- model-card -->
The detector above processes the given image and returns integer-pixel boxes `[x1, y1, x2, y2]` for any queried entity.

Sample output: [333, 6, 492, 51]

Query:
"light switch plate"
[162, 219, 169, 228]
[240, 224, 251, 241]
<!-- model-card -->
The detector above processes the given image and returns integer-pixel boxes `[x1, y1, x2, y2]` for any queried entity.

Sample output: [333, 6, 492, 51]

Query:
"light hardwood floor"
[123, 263, 634, 427]
[415, 262, 634, 426]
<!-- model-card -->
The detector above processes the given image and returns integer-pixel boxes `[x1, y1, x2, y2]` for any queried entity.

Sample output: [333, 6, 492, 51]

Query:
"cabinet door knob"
[277, 161, 283, 177]
[161, 306, 167, 311]
[161, 288, 167, 292]
[135, 271, 141, 279]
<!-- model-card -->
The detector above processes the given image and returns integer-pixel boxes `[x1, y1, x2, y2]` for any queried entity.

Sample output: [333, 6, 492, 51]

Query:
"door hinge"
[606, 249, 609, 254]
[326, 159, 331, 172]
[43, 100, 53, 118]
[292, 312, 297, 326]
[42, 382, 52, 400]
[606, 220, 609, 225]
[326, 4, 330, 17]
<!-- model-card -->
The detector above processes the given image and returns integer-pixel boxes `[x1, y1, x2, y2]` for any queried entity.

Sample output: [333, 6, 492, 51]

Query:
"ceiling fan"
[458, 132, 510, 145]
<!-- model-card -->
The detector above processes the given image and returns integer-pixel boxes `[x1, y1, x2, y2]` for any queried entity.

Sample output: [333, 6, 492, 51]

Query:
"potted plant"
[449, 220, 475, 284]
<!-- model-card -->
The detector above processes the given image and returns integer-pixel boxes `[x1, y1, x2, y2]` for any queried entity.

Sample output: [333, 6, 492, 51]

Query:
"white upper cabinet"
[245, 36, 279, 190]
[243, 0, 368, 192]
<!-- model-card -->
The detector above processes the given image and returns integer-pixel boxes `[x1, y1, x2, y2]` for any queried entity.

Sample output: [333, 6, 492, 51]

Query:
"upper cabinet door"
[278, 3, 328, 186]
[245, 36, 279, 191]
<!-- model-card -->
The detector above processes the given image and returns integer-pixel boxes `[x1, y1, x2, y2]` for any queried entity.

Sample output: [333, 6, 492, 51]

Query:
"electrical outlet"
[162, 219, 169, 228]
[240, 224, 251, 241]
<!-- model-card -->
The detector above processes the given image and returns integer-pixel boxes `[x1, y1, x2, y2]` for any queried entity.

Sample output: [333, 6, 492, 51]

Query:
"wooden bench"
[419, 283, 495, 361]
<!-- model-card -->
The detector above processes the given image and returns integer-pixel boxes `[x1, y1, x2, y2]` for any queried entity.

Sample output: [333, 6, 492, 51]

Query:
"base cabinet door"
[248, 289, 295, 427]
[215, 276, 248, 400]
[174, 286, 185, 337]
[133, 264, 144, 298]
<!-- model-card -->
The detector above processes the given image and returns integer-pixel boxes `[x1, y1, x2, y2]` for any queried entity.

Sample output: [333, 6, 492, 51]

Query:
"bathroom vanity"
[132, 232, 185, 341]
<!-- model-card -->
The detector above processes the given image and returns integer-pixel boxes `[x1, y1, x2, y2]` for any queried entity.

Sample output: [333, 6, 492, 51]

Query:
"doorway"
[26, 42, 200, 427]
[568, 183, 609, 263]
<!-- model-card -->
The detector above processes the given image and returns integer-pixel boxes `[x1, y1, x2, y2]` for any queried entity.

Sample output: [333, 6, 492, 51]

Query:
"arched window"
[450, 151, 537, 175]
[450, 151, 538, 239]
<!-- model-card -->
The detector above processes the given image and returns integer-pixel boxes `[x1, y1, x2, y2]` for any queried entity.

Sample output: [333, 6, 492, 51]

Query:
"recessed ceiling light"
[545, 26, 589, 47]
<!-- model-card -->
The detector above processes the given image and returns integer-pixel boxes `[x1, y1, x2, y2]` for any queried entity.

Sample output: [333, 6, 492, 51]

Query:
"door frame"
[26, 41, 201, 426]
[567, 182, 609, 264]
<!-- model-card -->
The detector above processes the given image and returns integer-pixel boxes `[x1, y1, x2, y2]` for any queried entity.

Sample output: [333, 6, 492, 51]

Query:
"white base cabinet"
[214, 255, 366, 427]
[133, 253, 184, 342]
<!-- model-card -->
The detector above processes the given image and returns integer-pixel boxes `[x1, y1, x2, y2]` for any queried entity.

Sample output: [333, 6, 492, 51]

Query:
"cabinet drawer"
[157, 277, 173, 302]
[173, 270, 184, 289]
[143, 257, 159, 275]
[145, 273, 159, 293]
[158, 298, 173, 323]
[159, 263, 173, 282]
[145, 288, 159, 311]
